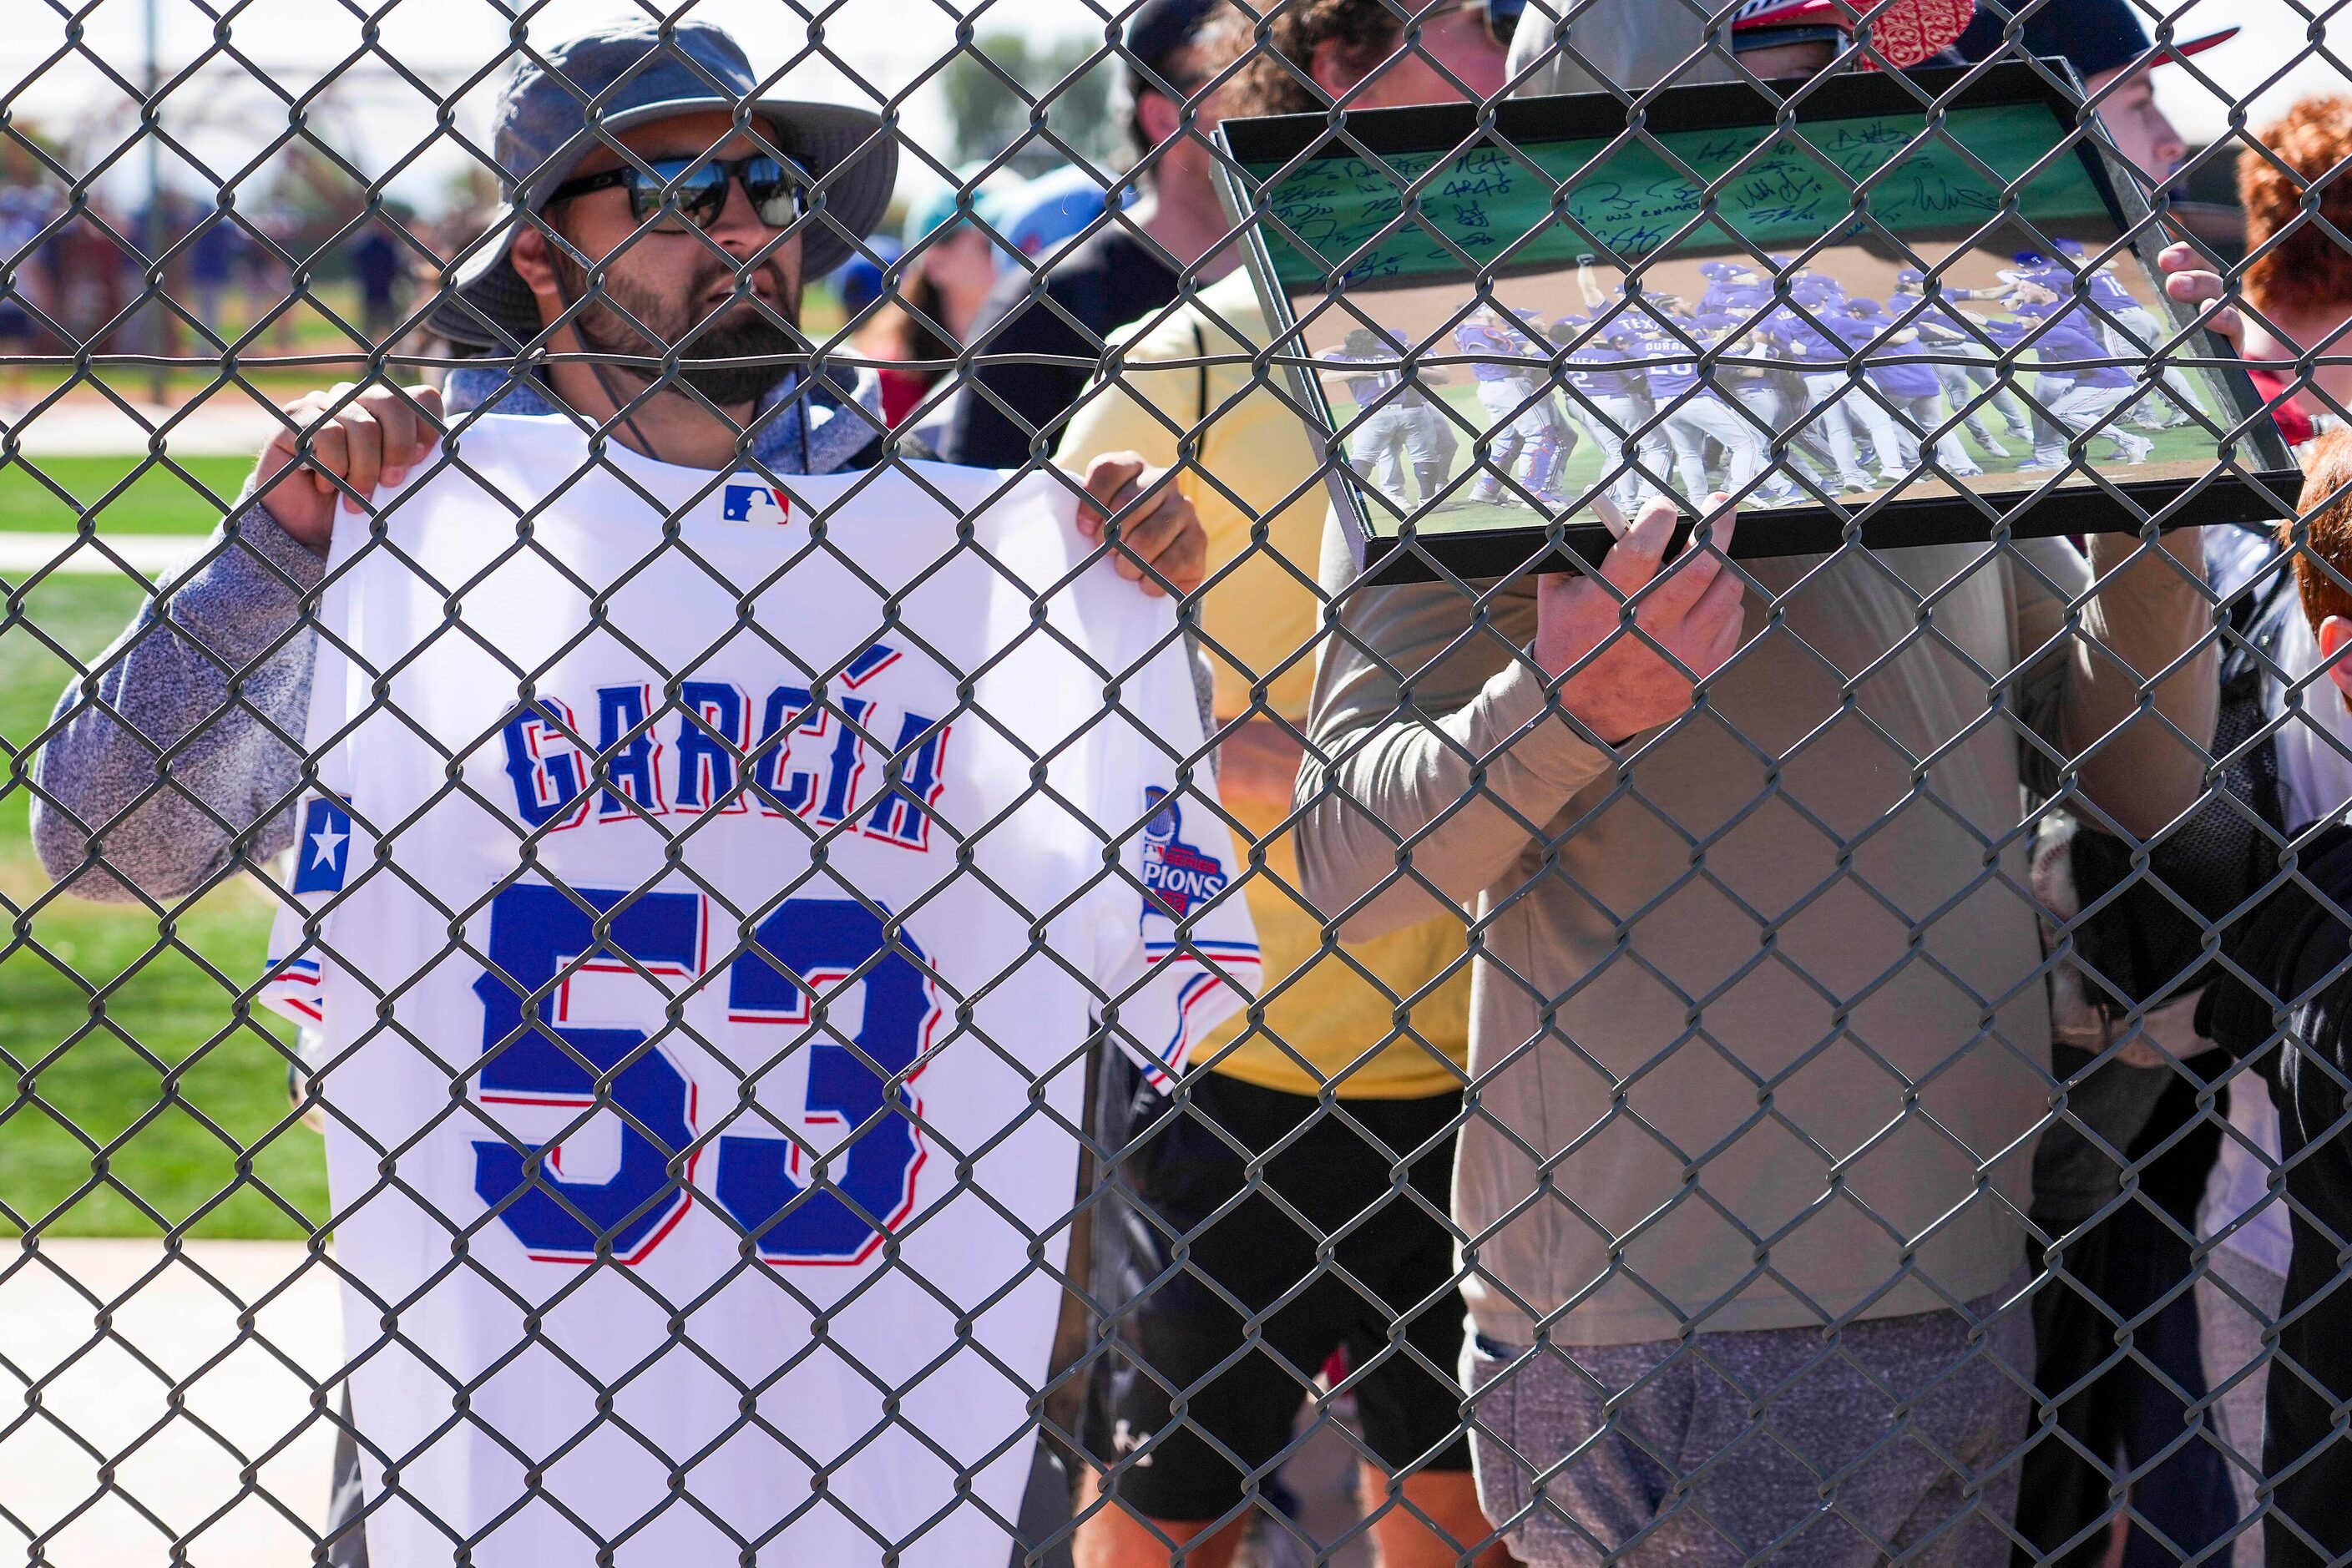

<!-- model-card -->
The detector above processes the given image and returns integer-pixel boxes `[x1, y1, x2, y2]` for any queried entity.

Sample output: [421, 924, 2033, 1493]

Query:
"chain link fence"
[3, 0, 2348, 1564]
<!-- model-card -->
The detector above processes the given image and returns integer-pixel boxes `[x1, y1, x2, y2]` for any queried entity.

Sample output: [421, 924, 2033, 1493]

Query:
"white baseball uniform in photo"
[1475, 375, 1565, 445]
[1401, 397, 1459, 472]
[1567, 396, 1667, 510]
[1721, 377, 1808, 503]
[2082, 264, 2203, 420]
[1793, 371, 1874, 488]
[1324, 352, 1424, 505]
[1659, 392, 1764, 502]
[1913, 316, 2028, 446]
[259, 416, 1258, 1568]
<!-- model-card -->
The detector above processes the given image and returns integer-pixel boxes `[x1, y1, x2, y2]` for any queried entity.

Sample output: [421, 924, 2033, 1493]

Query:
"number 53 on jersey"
[468, 881, 941, 1268]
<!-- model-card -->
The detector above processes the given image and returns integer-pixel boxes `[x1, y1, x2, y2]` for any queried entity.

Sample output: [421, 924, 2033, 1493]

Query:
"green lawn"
[0, 575, 328, 1239]
[0, 454, 251, 535]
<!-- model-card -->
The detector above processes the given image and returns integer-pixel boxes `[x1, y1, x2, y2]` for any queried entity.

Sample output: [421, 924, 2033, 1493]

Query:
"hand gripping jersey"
[259, 416, 1257, 1566]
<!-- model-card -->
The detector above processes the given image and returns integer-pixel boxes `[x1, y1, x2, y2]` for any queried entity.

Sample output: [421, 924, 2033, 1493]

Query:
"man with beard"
[28, 24, 1211, 1563]
[33, 17, 1206, 907]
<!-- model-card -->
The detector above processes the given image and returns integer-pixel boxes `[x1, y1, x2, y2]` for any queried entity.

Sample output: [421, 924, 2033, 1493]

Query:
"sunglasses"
[545, 154, 809, 234]
[1478, 0, 1524, 46]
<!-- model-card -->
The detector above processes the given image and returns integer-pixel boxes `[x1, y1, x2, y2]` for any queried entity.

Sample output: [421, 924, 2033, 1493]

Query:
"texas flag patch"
[721, 480, 791, 525]
[291, 797, 355, 895]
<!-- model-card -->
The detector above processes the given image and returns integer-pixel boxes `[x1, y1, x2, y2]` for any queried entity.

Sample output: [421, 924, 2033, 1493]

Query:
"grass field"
[0, 454, 255, 534]
[0, 575, 330, 1241]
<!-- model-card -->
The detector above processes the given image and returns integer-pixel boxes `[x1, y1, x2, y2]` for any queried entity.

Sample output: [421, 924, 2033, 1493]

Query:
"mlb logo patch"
[721, 480, 791, 525]
[291, 797, 354, 894]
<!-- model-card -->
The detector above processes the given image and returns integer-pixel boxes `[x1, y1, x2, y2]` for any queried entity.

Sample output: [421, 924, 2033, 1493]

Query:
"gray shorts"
[1464, 1285, 2031, 1568]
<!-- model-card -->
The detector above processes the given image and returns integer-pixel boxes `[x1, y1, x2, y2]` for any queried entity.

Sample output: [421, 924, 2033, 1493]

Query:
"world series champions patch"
[1141, 786, 1231, 918]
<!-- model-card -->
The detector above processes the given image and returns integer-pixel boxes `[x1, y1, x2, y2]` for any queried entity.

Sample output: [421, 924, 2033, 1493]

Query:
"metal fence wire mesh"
[10, 0, 2352, 1563]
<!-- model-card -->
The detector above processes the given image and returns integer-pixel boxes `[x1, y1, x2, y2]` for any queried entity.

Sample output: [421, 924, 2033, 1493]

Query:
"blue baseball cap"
[996, 164, 1136, 261]
[830, 235, 903, 317]
[898, 164, 1030, 255]
[431, 17, 896, 352]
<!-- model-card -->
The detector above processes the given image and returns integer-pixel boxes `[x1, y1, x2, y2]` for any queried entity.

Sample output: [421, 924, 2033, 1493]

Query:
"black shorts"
[1080, 1067, 1474, 1522]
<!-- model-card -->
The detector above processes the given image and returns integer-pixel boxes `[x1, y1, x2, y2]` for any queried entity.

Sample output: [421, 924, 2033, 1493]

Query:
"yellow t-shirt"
[1054, 271, 1470, 1100]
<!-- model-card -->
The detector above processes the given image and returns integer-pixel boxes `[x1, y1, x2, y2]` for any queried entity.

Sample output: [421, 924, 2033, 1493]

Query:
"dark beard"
[556, 251, 801, 407]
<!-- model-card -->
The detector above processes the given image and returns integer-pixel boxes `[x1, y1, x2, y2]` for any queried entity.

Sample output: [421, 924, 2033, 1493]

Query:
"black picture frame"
[1211, 60, 2303, 585]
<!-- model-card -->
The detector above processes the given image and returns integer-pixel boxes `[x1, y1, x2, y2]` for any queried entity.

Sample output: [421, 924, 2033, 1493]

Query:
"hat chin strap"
[546, 243, 670, 465]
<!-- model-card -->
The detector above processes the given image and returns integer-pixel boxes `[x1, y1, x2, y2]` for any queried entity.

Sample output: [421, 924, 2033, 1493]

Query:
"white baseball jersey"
[260, 416, 1257, 1566]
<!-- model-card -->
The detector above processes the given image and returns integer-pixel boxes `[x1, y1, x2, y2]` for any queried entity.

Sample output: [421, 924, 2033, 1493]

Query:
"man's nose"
[706, 174, 781, 251]
[2151, 107, 2188, 176]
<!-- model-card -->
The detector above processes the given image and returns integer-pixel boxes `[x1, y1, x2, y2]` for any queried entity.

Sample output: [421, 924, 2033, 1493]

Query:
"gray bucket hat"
[428, 17, 896, 352]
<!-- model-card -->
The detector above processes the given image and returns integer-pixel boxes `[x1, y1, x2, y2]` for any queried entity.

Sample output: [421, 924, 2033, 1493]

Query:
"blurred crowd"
[0, 182, 449, 373]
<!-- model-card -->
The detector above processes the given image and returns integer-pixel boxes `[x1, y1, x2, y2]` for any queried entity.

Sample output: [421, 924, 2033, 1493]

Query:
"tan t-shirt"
[1296, 523, 2216, 1345]
[1055, 271, 1472, 1100]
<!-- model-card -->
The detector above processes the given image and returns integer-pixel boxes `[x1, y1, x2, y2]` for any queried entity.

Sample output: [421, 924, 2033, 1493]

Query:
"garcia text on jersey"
[494, 642, 950, 851]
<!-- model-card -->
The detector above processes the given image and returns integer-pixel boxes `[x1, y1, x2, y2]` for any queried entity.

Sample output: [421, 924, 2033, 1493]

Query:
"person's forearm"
[1294, 656, 1612, 941]
[2063, 527, 2218, 841]
[31, 502, 322, 903]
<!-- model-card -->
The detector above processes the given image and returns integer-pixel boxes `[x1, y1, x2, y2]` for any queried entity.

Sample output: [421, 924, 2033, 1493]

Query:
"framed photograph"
[1212, 62, 2302, 584]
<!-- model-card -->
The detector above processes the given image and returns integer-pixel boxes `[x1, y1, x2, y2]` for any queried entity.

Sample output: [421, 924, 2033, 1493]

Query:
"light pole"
[143, 0, 168, 405]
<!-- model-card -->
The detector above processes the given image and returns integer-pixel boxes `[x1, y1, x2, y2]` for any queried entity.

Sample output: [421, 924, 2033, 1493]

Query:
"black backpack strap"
[1193, 319, 1210, 427]
[2218, 524, 2299, 690]
[2230, 544, 2301, 839]
[2203, 821, 2352, 1058]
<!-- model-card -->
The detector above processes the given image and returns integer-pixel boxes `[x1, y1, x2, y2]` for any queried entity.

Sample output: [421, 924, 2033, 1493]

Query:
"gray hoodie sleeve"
[29, 501, 325, 903]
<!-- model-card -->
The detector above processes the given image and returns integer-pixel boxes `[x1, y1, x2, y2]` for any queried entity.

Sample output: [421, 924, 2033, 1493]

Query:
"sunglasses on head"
[545, 154, 809, 233]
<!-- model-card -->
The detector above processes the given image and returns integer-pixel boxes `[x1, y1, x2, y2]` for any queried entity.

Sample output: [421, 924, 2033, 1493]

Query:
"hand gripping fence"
[2, 1, 2349, 1564]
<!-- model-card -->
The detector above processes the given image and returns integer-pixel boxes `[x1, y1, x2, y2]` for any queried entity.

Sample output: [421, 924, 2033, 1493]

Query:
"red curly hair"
[2242, 97, 2352, 318]
[2291, 427, 2352, 635]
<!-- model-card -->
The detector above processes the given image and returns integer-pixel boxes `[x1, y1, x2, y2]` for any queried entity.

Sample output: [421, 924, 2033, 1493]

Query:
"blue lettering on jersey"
[595, 683, 666, 820]
[292, 797, 354, 894]
[754, 687, 872, 823]
[674, 680, 749, 814]
[498, 697, 589, 831]
[862, 709, 952, 850]
[497, 645, 947, 852]
[1140, 787, 1229, 917]
[721, 481, 790, 524]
